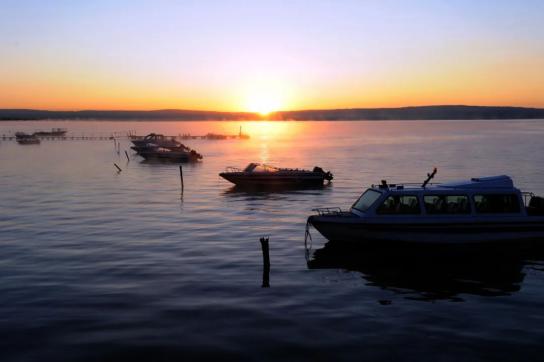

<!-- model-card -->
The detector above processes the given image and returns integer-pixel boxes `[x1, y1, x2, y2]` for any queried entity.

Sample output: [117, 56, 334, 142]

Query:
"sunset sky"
[1, 0, 543, 112]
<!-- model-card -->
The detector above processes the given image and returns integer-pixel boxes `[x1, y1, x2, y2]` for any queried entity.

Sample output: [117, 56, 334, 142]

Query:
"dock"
[1, 129, 250, 142]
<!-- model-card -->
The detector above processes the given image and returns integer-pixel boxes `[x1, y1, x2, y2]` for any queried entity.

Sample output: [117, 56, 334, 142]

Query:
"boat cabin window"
[473, 194, 521, 214]
[352, 189, 382, 212]
[244, 163, 278, 173]
[377, 195, 420, 215]
[424, 195, 470, 214]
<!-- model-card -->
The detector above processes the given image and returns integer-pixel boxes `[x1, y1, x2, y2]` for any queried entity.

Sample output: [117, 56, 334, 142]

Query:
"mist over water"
[1, 120, 544, 361]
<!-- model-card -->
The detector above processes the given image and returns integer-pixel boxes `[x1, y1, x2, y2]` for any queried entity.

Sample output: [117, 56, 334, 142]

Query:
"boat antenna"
[421, 167, 437, 188]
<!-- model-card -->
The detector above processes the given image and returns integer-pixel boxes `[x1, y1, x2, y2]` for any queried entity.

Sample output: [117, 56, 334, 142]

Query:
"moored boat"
[135, 143, 203, 162]
[131, 133, 180, 149]
[220, 163, 333, 187]
[307, 171, 544, 247]
[33, 128, 67, 137]
[15, 132, 41, 144]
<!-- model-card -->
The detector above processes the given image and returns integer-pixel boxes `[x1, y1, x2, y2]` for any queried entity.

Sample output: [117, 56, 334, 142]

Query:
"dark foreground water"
[1, 120, 544, 361]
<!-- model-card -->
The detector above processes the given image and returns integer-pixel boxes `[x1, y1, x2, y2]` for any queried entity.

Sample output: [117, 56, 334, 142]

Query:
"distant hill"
[1, 105, 544, 121]
[0, 109, 259, 121]
[273, 105, 544, 120]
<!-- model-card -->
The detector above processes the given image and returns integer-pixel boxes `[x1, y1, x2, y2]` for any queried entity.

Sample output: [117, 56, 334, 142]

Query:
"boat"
[15, 132, 40, 145]
[33, 128, 67, 137]
[205, 133, 227, 140]
[135, 143, 203, 162]
[131, 133, 180, 149]
[220, 163, 333, 187]
[306, 169, 544, 247]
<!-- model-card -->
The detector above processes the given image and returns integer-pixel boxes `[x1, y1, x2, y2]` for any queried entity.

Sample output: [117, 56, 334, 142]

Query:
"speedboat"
[220, 163, 333, 187]
[131, 133, 180, 149]
[33, 128, 67, 137]
[307, 171, 544, 247]
[135, 143, 203, 162]
[15, 132, 40, 144]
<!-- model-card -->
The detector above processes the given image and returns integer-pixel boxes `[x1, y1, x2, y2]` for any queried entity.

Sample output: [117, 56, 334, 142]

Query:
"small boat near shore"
[135, 143, 203, 162]
[220, 163, 333, 187]
[33, 128, 67, 137]
[307, 170, 544, 248]
[15, 132, 40, 145]
[131, 133, 180, 149]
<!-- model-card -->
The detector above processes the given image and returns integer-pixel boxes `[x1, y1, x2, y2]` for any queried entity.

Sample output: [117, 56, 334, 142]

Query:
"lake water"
[1, 120, 544, 361]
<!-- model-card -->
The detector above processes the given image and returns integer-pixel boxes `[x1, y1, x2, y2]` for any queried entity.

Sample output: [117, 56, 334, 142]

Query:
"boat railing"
[312, 207, 345, 216]
[371, 182, 441, 189]
[225, 166, 243, 172]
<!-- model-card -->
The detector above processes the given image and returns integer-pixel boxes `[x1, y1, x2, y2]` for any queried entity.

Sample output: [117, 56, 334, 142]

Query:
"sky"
[1, 0, 543, 111]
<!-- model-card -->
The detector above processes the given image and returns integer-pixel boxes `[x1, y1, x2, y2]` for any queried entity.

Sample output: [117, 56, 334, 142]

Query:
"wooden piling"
[124, 150, 130, 162]
[179, 165, 184, 193]
[260, 237, 270, 288]
[114, 163, 122, 172]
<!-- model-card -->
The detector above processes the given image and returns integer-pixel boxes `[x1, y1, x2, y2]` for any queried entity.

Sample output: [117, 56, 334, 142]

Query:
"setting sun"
[243, 84, 287, 116]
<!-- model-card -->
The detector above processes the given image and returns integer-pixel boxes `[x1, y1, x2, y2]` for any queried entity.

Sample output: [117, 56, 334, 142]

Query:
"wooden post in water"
[124, 150, 130, 162]
[114, 163, 122, 172]
[260, 237, 270, 288]
[179, 165, 184, 194]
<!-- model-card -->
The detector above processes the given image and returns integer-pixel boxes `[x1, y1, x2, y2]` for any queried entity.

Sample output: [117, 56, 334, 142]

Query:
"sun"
[244, 87, 285, 116]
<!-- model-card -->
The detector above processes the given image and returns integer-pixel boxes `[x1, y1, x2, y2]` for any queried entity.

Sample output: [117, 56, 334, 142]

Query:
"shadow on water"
[307, 242, 544, 302]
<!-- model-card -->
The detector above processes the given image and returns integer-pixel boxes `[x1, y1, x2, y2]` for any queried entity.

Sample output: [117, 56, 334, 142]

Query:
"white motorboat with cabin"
[307, 170, 544, 247]
[220, 163, 333, 187]
[131, 133, 180, 150]
[135, 143, 203, 162]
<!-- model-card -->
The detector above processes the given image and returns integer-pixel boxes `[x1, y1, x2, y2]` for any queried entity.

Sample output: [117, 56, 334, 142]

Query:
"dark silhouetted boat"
[307, 171, 544, 247]
[131, 133, 180, 149]
[15, 132, 40, 145]
[135, 143, 203, 162]
[33, 128, 67, 137]
[220, 163, 333, 187]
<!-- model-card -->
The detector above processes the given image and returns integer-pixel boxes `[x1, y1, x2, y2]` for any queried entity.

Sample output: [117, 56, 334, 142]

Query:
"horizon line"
[2, 104, 544, 113]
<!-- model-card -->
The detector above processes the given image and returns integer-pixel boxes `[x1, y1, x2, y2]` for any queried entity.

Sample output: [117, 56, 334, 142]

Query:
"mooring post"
[124, 150, 130, 162]
[179, 165, 184, 193]
[114, 163, 122, 172]
[260, 237, 270, 288]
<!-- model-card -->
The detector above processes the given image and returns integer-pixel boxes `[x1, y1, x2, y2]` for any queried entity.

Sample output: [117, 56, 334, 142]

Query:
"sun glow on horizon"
[243, 83, 289, 116]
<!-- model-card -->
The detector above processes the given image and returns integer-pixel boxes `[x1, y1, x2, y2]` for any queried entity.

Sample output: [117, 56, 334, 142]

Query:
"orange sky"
[1, 1, 543, 111]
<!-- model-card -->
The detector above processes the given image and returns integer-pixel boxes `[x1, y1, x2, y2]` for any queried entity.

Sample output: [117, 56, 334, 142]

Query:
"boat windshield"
[352, 189, 382, 212]
[244, 163, 279, 173]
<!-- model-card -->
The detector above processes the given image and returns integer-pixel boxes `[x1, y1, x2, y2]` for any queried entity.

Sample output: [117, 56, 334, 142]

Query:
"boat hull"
[220, 172, 326, 187]
[308, 214, 544, 247]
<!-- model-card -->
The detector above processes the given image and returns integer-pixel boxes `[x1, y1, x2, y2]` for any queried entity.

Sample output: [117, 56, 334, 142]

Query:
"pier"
[1, 130, 250, 142]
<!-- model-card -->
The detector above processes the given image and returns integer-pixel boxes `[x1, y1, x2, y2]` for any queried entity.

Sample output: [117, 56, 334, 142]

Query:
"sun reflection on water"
[244, 121, 298, 164]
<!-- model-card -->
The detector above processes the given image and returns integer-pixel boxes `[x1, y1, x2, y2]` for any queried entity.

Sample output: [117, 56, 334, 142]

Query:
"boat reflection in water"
[306, 242, 544, 301]
[222, 182, 332, 197]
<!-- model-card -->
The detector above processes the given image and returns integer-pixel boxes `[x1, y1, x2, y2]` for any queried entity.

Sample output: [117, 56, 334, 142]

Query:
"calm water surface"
[1, 120, 544, 361]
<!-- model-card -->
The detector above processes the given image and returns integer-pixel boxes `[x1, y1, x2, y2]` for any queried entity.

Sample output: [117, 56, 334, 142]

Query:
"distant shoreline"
[1, 105, 544, 121]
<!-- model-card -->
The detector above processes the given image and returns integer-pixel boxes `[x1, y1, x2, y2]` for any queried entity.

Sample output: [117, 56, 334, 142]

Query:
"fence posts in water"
[124, 150, 130, 162]
[260, 237, 270, 288]
[114, 163, 122, 172]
